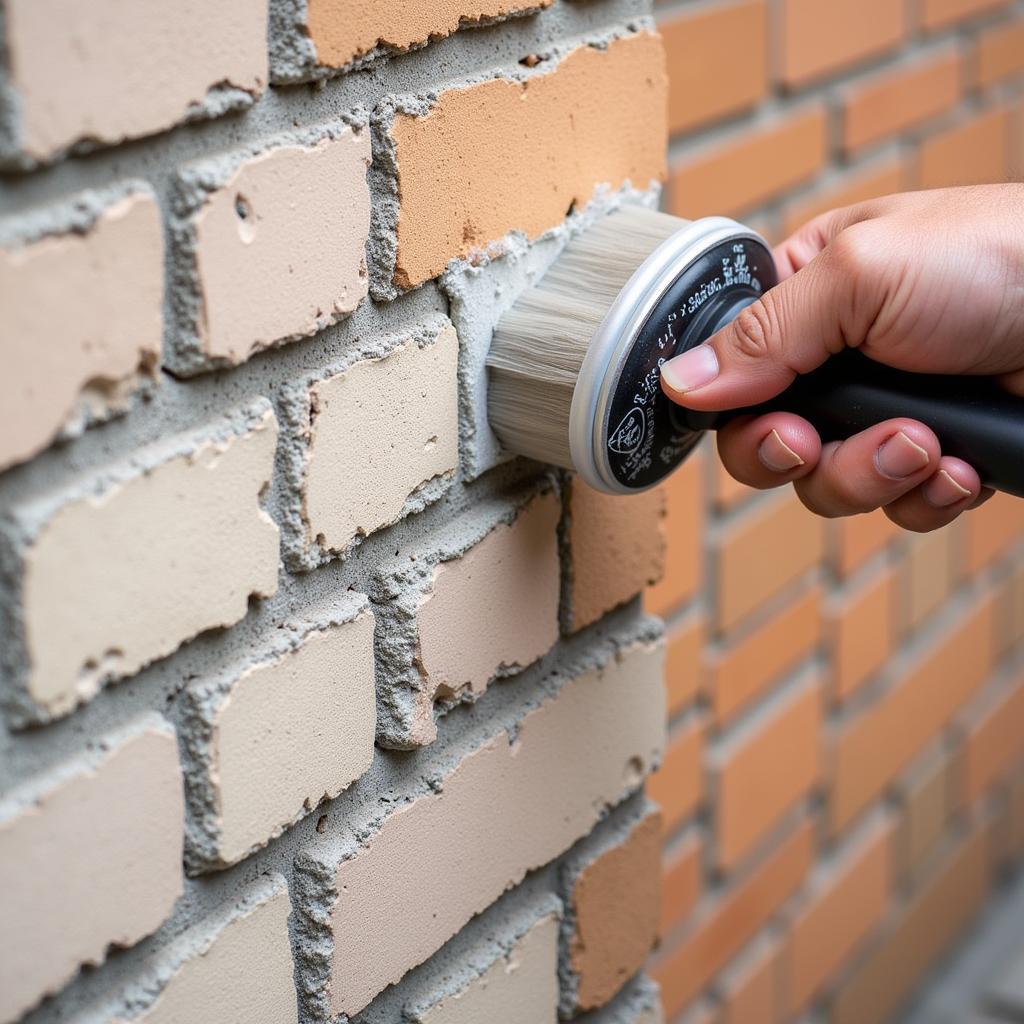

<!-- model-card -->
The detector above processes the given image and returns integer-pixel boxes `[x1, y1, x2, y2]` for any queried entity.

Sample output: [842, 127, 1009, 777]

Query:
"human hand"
[660, 184, 1024, 531]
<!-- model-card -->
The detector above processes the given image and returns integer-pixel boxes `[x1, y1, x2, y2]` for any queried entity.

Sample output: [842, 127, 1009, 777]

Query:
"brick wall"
[0, 4, 1021, 1024]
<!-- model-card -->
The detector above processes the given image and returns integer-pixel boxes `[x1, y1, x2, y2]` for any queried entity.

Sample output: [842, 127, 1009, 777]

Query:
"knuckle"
[729, 301, 777, 362]
[828, 223, 880, 276]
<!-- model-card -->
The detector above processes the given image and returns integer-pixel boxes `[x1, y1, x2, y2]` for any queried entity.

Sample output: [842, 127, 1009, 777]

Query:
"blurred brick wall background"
[648, 1, 1024, 1020]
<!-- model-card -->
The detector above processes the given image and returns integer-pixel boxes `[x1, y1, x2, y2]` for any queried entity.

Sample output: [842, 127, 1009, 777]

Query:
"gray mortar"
[277, 312, 456, 573]
[0, 398, 276, 729]
[365, 480, 559, 750]
[269, 0, 553, 85]
[556, 797, 661, 1018]
[180, 589, 371, 874]
[166, 117, 370, 378]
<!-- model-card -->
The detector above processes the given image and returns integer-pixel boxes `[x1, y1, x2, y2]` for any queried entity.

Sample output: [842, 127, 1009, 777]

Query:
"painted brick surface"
[0, 717, 184, 1022]
[171, 128, 371, 372]
[296, 640, 665, 1017]
[300, 321, 459, 561]
[0, 187, 162, 472]
[0, 0, 267, 164]
[183, 597, 376, 870]
[383, 32, 667, 290]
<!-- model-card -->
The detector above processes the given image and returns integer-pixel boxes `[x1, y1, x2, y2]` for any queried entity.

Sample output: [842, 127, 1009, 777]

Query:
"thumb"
[659, 235, 885, 411]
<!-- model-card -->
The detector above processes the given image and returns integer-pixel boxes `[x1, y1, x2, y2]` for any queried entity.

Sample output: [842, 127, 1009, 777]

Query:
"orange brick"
[921, 0, 1009, 31]
[830, 595, 996, 834]
[713, 455, 756, 512]
[976, 18, 1024, 87]
[830, 509, 900, 578]
[963, 490, 1024, 573]
[780, 0, 907, 87]
[648, 714, 706, 835]
[895, 743, 952, 880]
[661, 832, 703, 937]
[653, 820, 815, 1017]
[917, 106, 1014, 188]
[715, 493, 826, 632]
[782, 815, 892, 1014]
[832, 826, 991, 1024]
[646, 453, 704, 619]
[781, 158, 907, 236]
[843, 49, 962, 153]
[565, 478, 666, 632]
[719, 935, 780, 1024]
[660, 1, 767, 136]
[901, 524, 957, 634]
[705, 588, 821, 727]
[713, 677, 821, 870]
[669, 107, 828, 220]
[962, 677, 1024, 806]
[827, 568, 895, 702]
[666, 613, 706, 720]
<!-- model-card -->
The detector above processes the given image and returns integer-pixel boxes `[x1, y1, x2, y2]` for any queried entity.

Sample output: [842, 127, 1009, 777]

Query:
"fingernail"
[758, 429, 805, 472]
[924, 469, 973, 508]
[661, 345, 719, 393]
[875, 430, 930, 479]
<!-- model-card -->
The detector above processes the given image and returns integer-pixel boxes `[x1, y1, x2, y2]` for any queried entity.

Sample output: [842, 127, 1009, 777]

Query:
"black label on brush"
[604, 236, 777, 490]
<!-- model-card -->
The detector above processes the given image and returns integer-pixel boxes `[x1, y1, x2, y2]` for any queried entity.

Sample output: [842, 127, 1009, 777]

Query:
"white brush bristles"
[487, 205, 688, 469]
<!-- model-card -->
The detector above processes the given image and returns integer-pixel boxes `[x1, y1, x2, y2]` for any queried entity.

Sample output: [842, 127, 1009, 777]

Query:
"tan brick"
[176, 128, 371, 370]
[665, 613, 705, 720]
[830, 596, 995, 834]
[921, 0, 1010, 31]
[388, 32, 667, 289]
[902, 524, 956, 633]
[304, 0, 552, 71]
[782, 815, 892, 1014]
[1, 0, 266, 163]
[414, 912, 559, 1024]
[669, 108, 828, 219]
[0, 188, 162, 472]
[0, 717, 184, 1022]
[660, 1, 767, 135]
[781, 158, 908, 236]
[963, 490, 1024, 572]
[918, 106, 1014, 188]
[895, 744, 951, 880]
[567, 478, 666, 632]
[569, 810, 663, 1010]
[302, 321, 459, 559]
[713, 677, 821, 870]
[12, 404, 279, 721]
[962, 676, 1024, 806]
[661, 833, 702, 938]
[715, 493, 826, 632]
[713, 455, 756, 512]
[117, 877, 295, 1024]
[645, 452, 703, 620]
[719, 936, 780, 1024]
[298, 640, 665, 1017]
[827, 568, 895, 702]
[780, 0, 907, 87]
[647, 714, 705, 836]
[976, 18, 1024, 87]
[843, 49, 962, 153]
[418, 493, 560, 711]
[832, 825, 991, 1024]
[830, 509, 900, 578]
[653, 820, 814, 1018]
[706, 587, 820, 726]
[184, 598, 376, 869]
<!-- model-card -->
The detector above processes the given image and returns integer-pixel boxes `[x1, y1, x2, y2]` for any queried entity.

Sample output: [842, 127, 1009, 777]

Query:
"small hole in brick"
[566, 199, 577, 218]
[316, 815, 328, 833]
[235, 194, 250, 221]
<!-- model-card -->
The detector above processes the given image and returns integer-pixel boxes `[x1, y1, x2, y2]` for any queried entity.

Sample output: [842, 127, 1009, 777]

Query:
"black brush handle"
[687, 350, 1024, 498]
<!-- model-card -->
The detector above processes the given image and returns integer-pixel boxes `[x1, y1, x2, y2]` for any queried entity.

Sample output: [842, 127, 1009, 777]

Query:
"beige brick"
[116, 877, 295, 1024]
[302, 0, 552, 72]
[387, 32, 667, 289]
[13, 404, 279, 720]
[297, 640, 665, 1017]
[2, 0, 266, 162]
[0, 188, 162, 472]
[185, 598, 376, 869]
[412, 913, 558, 1024]
[177, 129, 371, 370]
[566, 479, 666, 632]
[417, 492, 560, 709]
[568, 810, 663, 1011]
[303, 322, 459, 558]
[0, 717, 184, 1022]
